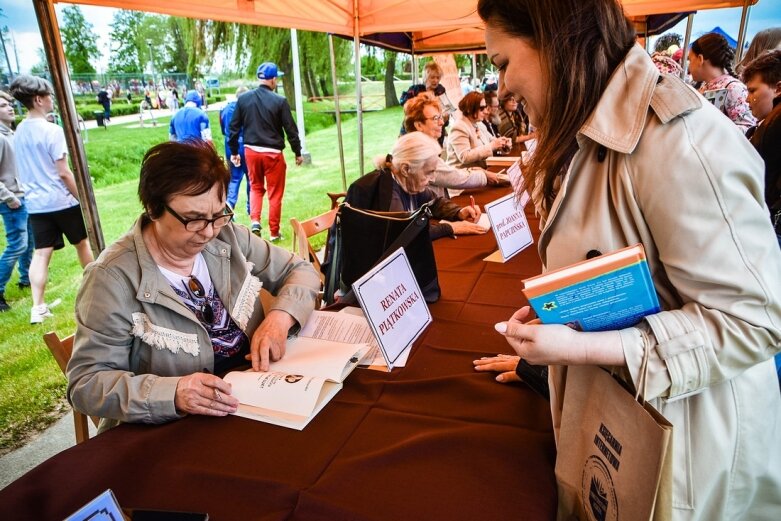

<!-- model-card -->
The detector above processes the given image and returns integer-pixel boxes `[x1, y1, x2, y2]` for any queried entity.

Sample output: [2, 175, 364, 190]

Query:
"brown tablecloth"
[0, 186, 555, 521]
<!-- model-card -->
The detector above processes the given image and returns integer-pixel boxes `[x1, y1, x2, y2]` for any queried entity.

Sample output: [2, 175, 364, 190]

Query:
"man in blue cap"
[228, 62, 302, 241]
[169, 89, 211, 142]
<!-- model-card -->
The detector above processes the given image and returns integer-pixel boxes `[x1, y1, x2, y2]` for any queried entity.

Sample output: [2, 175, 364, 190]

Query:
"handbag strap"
[338, 203, 432, 304]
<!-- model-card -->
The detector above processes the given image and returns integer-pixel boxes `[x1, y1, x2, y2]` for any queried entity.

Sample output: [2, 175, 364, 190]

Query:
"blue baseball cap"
[257, 62, 284, 80]
[184, 90, 202, 107]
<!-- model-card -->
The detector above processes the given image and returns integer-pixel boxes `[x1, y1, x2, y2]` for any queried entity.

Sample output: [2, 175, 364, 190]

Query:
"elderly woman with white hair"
[343, 132, 486, 238]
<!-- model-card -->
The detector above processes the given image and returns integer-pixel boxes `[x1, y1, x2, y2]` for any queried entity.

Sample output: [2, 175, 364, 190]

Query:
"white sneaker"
[30, 299, 61, 324]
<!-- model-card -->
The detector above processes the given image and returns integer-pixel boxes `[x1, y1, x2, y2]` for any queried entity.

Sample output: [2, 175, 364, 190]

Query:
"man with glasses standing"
[67, 141, 320, 430]
[228, 62, 303, 242]
[0, 91, 34, 312]
[10, 75, 94, 324]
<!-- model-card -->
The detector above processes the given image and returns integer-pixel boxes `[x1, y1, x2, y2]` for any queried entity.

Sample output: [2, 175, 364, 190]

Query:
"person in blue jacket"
[220, 86, 249, 216]
[169, 90, 211, 142]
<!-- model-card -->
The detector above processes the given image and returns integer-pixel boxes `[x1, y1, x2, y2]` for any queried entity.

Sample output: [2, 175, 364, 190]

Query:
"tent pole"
[328, 33, 347, 191]
[471, 53, 477, 86]
[412, 55, 419, 85]
[734, 0, 752, 68]
[681, 13, 695, 81]
[32, 0, 104, 254]
[290, 28, 311, 164]
[353, 0, 364, 176]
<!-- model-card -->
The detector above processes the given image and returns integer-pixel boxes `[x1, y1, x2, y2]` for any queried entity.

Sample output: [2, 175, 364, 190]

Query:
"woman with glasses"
[476, 0, 781, 518]
[67, 141, 320, 430]
[497, 94, 536, 144]
[445, 91, 511, 169]
[403, 92, 501, 198]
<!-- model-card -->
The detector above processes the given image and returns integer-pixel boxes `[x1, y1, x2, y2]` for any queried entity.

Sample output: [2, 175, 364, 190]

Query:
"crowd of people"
[1, 1, 781, 518]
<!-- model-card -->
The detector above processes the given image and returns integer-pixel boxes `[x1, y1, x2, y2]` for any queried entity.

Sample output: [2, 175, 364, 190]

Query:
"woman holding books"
[67, 141, 320, 431]
[474, 1, 781, 519]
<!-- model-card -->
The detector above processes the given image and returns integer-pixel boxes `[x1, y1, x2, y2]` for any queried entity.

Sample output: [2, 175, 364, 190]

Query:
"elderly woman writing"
[344, 131, 485, 237]
[67, 141, 320, 430]
[475, 0, 781, 519]
[403, 92, 500, 198]
[446, 91, 511, 169]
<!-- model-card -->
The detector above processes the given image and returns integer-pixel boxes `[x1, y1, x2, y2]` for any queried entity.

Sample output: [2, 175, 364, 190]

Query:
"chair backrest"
[327, 192, 347, 210]
[43, 332, 99, 444]
[290, 207, 338, 276]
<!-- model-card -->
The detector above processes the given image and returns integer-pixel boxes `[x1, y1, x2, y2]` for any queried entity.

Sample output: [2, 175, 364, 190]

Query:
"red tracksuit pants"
[245, 149, 286, 236]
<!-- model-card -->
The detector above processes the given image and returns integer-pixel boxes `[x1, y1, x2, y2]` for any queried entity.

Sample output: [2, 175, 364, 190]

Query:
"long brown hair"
[477, 0, 635, 213]
[691, 33, 737, 78]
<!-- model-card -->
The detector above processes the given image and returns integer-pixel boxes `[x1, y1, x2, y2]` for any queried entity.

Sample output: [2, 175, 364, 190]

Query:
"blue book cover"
[522, 245, 660, 332]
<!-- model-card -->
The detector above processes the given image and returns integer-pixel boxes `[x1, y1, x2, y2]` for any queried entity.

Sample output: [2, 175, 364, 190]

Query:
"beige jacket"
[67, 218, 320, 429]
[445, 116, 494, 169]
[541, 46, 781, 520]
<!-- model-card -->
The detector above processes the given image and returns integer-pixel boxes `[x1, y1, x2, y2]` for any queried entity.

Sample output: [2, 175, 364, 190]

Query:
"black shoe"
[0, 295, 9, 312]
[18, 282, 31, 290]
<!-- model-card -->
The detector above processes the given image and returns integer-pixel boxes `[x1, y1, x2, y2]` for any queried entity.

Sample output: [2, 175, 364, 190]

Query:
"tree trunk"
[306, 68, 321, 100]
[384, 51, 399, 108]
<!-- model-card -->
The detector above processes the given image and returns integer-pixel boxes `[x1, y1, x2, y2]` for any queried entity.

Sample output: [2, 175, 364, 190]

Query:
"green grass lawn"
[0, 103, 403, 454]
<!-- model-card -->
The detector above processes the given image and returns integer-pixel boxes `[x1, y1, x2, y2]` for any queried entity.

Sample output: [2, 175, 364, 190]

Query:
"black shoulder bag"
[324, 202, 440, 305]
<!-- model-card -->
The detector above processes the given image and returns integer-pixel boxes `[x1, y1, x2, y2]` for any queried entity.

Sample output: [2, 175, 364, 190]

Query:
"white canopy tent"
[31, 0, 759, 253]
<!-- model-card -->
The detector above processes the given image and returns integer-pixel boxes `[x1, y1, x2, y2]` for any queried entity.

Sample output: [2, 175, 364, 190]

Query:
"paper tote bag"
[335, 203, 440, 303]
[555, 364, 673, 521]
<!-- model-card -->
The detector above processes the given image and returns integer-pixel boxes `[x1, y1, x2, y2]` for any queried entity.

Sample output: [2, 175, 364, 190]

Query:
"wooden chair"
[290, 208, 338, 276]
[43, 332, 99, 444]
[327, 192, 346, 210]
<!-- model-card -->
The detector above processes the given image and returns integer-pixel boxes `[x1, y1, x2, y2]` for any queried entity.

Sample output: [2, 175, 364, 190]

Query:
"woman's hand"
[473, 354, 521, 383]
[174, 372, 239, 416]
[484, 170, 500, 185]
[494, 306, 625, 366]
[247, 309, 296, 371]
[458, 205, 482, 222]
[490, 137, 507, 151]
[449, 220, 488, 235]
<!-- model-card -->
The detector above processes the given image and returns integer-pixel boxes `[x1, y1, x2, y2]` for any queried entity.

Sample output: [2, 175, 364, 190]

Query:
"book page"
[225, 371, 330, 418]
[267, 336, 368, 382]
[230, 378, 342, 430]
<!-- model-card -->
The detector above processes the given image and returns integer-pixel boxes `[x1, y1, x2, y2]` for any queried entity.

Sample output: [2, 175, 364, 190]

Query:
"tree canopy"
[60, 6, 100, 74]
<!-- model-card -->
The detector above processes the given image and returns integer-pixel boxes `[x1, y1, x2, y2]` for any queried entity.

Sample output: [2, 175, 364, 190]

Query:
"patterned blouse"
[699, 74, 756, 133]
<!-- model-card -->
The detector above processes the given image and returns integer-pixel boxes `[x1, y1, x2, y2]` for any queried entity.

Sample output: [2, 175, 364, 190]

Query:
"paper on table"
[303, 309, 410, 368]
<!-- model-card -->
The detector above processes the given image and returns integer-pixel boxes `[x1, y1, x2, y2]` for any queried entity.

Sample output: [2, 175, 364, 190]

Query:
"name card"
[352, 248, 432, 370]
[484, 192, 534, 262]
[65, 489, 124, 521]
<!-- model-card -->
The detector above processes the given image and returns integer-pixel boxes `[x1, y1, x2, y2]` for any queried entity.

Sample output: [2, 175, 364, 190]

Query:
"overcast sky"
[2, 1, 781, 74]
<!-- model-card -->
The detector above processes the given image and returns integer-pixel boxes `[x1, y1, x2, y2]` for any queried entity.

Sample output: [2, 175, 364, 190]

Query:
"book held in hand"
[224, 337, 369, 430]
[521, 244, 660, 331]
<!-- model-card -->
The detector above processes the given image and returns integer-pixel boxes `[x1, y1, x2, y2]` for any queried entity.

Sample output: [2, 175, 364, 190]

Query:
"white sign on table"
[484, 192, 534, 263]
[352, 247, 432, 370]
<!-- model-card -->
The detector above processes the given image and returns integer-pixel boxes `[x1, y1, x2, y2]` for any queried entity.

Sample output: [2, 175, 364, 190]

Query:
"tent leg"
[734, 0, 752, 68]
[353, 0, 364, 177]
[290, 28, 311, 164]
[328, 33, 347, 191]
[680, 13, 695, 81]
[32, 0, 104, 254]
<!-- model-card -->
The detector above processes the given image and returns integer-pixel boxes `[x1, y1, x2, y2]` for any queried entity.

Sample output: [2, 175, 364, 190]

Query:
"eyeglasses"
[185, 275, 215, 323]
[165, 205, 234, 232]
[479, 105, 488, 110]
[424, 114, 444, 122]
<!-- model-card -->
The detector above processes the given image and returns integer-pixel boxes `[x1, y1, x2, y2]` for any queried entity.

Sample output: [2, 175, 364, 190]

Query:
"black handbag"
[324, 202, 440, 305]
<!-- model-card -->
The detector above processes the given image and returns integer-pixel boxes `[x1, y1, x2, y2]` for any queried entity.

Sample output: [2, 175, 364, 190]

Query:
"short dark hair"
[458, 91, 485, 119]
[138, 140, 230, 220]
[484, 89, 499, 106]
[9, 75, 54, 110]
[742, 49, 781, 88]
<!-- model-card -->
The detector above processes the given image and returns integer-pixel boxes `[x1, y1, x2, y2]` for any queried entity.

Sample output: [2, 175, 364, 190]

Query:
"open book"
[224, 337, 369, 430]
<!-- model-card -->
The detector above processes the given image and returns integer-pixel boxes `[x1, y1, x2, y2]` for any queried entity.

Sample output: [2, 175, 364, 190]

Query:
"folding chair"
[290, 208, 339, 306]
[43, 332, 99, 444]
[327, 192, 346, 210]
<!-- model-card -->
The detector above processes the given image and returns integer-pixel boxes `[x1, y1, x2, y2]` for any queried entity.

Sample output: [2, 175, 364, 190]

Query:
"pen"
[470, 195, 476, 212]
